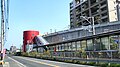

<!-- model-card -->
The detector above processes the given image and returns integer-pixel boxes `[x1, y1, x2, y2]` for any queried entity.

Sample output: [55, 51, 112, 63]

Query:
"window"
[56, 45, 58, 51]
[76, 41, 81, 50]
[81, 40, 87, 50]
[75, 0, 80, 5]
[101, 37, 109, 50]
[64, 43, 68, 51]
[68, 43, 72, 51]
[61, 44, 64, 51]
[87, 39, 93, 51]
[72, 42, 76, 51]
[59, 44, 62, 51]
[109, 35, 119, 50]
[95, 38, 102, 50]
[32, 34, 34, 36]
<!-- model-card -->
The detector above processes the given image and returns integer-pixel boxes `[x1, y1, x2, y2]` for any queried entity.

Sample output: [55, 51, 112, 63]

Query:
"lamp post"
[80, 16, 95, 35]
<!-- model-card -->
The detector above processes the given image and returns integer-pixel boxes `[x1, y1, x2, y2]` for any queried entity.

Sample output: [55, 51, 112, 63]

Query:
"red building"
[23, 30, 39, 52]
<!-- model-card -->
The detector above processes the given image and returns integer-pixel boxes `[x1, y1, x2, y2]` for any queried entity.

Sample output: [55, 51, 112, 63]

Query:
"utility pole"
[80, 16, 96, 57]
[1, 0, 5, 61]
[91, 17, 95, 35]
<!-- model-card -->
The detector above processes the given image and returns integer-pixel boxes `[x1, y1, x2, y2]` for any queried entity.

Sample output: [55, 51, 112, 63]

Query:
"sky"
[5, 0, 72, 49]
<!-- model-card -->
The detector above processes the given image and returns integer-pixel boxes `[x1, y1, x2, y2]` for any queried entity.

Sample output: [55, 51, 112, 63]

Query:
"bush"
[65, 60, 73, 63]
[21, 52, 29, 57]
[99, 63, 108, 67]
[87, 62, 96, 66]
[79, 61, 87, 65]
[110, 63, 120, 67]
[75, 61, 80, 64]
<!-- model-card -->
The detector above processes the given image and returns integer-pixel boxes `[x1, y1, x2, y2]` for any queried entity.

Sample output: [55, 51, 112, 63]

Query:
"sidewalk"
[3, 62, 9, 67]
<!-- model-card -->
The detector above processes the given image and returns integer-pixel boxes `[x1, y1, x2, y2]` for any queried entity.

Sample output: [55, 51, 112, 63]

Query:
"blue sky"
[5, 0, 72, 49]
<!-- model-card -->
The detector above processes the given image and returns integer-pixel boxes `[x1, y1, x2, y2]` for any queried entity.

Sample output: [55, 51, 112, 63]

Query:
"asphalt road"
[4, 55, 95, 67]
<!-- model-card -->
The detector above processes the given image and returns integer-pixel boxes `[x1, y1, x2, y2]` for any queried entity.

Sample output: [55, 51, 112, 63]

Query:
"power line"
[4, 0, 9, 42]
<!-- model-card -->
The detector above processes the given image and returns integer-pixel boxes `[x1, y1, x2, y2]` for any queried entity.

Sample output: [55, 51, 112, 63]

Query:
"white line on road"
[16, 56, 59, 67]
[8, 57, 27, 67]
[16, 56, 94, 67]
[3, 62, 10, 67]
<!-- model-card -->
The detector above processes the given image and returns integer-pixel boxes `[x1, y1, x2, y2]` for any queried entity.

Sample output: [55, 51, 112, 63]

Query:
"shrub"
[100, 63, 108, 67]
[110, 63, 120, 67]
[21, 52, 29, 57]
[87, 62, 96, 66]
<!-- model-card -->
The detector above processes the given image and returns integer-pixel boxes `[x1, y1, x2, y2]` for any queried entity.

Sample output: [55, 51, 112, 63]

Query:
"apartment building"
[70, 0, 120, 29]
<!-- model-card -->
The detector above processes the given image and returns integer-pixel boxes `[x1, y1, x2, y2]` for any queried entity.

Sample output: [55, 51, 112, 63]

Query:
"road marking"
[16, 56, 59, 67]
[16, 56, 95, 67]
[3, 62, 10, 67]
[8, 57, 27, 67]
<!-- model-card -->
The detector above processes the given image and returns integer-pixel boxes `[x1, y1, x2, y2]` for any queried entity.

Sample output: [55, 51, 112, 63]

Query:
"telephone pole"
[1, 0, 5, 61]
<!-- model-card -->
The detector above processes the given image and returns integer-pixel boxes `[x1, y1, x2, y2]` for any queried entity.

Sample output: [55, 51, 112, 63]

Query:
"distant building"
[10, 46, 17, 53]
[70, 0, 120, 29]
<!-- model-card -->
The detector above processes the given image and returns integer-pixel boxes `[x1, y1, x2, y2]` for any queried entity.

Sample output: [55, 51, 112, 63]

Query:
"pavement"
[3, 55, 95, 67]
[3, 62, 9, 67]
[0, 62, 9, 67]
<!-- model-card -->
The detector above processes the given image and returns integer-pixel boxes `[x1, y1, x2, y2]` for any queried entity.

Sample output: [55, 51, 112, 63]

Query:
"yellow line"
[16, 56, 60, 67]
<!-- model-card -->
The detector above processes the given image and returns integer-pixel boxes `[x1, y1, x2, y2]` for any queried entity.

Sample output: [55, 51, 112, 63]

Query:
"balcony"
[100, 4, 107, 9]
[90, 0, 99, 6]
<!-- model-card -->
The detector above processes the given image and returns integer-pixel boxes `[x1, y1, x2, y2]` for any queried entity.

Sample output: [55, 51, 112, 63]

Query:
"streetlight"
[80, 16, 95, 35]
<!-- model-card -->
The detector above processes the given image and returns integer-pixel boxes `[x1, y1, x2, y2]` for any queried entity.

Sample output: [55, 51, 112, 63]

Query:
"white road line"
[16, 56, 59, 67]
[17, 56, 94, 67]
[3, 62, 10, 67]
[8, 56, 27, 67]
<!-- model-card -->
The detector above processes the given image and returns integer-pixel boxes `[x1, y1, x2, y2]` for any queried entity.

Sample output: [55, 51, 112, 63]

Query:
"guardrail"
[54, 57, 120, 64]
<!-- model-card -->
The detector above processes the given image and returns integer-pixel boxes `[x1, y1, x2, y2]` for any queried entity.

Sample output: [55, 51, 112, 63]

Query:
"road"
[4, 55, 95, 67]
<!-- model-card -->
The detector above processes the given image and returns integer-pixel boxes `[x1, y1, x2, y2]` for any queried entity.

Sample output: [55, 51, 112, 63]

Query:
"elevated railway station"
[34, 21, 120, 59]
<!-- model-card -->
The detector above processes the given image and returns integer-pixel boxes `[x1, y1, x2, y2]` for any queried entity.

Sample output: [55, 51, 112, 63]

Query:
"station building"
[33, 0, 120, 59]
[35, 21, 120, 58]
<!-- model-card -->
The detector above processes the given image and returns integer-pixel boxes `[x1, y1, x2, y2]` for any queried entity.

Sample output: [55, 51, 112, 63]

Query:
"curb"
[0, 61, 4, 65]
[3, 62, 9, 67]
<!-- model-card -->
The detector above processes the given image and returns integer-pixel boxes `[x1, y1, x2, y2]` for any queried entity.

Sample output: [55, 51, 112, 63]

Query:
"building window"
[87, 39, 93, 51]
[59, 44, 62, 51]
[81, 40, 87, 51]
[101, 37, 109, 50]
[72, 42, 76, 51]
[68, 43, 71, 51]
[95, 38, 102, 50]
[114, 1, 116, 4]
[109, 35, 119, 50]
[32, 34, 34, 36]
[75, 0, 80, 5]
[56, 45, 58, 51]
[76, 41, 81, 50]
[64, 43, 68, 51]
[61, 44, 64, 51]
